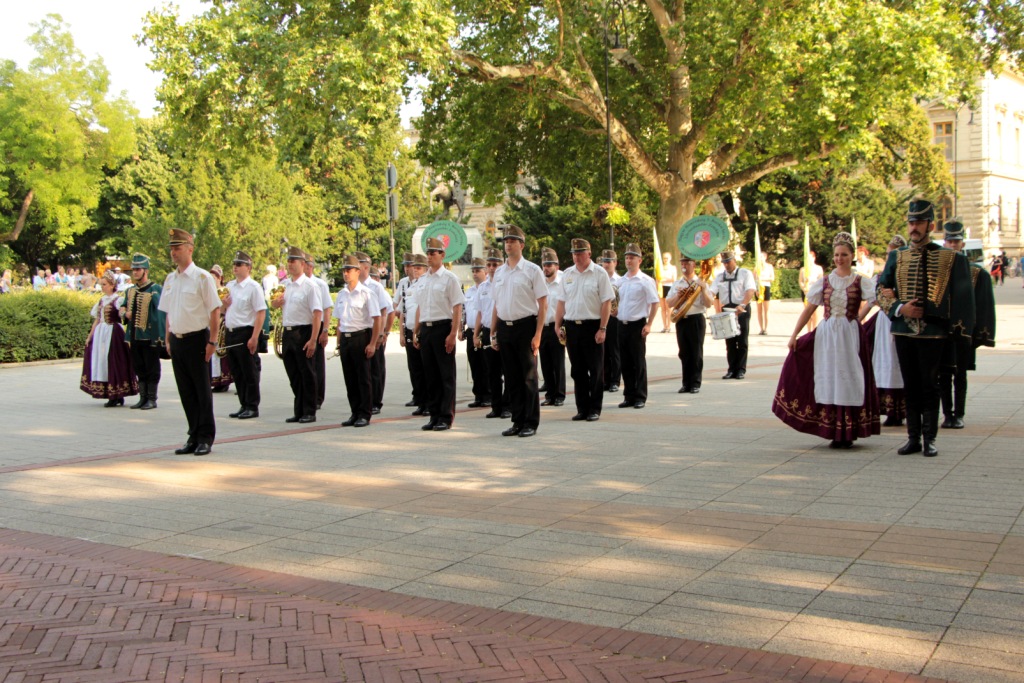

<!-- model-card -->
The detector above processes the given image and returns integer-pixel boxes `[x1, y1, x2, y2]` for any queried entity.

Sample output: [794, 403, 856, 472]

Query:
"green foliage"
[0, 289, 97, 362]
[0, 15, 136, 264]
[773, 269, 803, 300]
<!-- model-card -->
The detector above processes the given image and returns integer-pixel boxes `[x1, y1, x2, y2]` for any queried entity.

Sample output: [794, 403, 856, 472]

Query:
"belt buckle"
[574, 320, 582, 325]
[505, 320, 513, 326]
[425, 321, 433, 327]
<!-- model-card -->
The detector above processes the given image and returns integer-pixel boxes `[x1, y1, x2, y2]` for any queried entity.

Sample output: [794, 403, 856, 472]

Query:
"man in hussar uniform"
[222, 250, 266, 419]
[878, 200, 975, 457]
[938, 218, 996, 430]
[555, 238, 614, 422]
[121, 253, 164, 410]
[489, 225, 547, 437]
[394, 252, 429, 415]
[462, 257, 492, 408]
[159, 229, 221, 456]
[614, 243, 660, 409]
[666, 255, 714, 393]
[710, 250, 756, 379]
[302, 252, 332, 410]
[356, 252, 394, 415]
[538, 247, 566, 406]
[599, 248, 622, 393]
[414, 237, 465, 431]
[333, 254, 381, 428]
[273, 246, 323, 424]
[474, 247, 510, 419]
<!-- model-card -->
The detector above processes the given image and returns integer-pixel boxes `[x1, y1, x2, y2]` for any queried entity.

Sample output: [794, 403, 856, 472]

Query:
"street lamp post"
[351, 216, 363, 249]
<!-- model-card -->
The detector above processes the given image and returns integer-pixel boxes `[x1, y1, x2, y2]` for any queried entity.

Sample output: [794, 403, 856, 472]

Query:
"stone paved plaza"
[1, 281, 1022, 682]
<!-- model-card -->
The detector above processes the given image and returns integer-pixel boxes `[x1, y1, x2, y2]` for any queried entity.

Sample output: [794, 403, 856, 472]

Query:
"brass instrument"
[610, 285, 620, 317]
[559, 325, 566, 346]
[669, 260, 714, 323]
[269, 285, 286, 358]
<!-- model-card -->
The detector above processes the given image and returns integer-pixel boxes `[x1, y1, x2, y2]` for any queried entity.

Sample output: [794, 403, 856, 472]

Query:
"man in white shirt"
[394, 253, 428, 415]
[273, 246, 323, 424]
[474, 248, 509, 420]
[489, 225, 547, 437]
[555, 238, 614, 421]
[356, 252, 395, 415]
[710, 250, 757, 379]
[413, 237, 465, 431]
[614, 243, 660, 409]
[538, 248, 565, 406]
[666, 255, 715, 393]
[159, 229, 222, 456]
[599, 249, 622, 393]
[302, 252, 332, 410]
[461, 257, 491, 408]
[333, 254, 381, 427]
[223, 250, 267, 420]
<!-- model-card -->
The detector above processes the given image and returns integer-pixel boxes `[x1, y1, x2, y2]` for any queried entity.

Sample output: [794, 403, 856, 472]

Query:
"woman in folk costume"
[860, 235, 908, 427]
[772, 232, 880, 448]
[80, 271, 138, 406]
[208, 264, 234, 392]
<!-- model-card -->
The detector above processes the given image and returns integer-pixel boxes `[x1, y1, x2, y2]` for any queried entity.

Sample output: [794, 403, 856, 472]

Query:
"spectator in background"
[855, 245, 875, 278]
[45, 268, 55, 287]
[55, 266, 70, 288]
[81, 268, 98, 291]
[990, 253, 1003, 285]
[262, 265, 280, 298]
[798, 251, 825, 332]
[0, 269, 12, 294]
[33, 268, 46, 290]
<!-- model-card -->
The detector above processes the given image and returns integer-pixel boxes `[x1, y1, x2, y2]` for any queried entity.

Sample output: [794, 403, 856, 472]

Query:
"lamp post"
[602, 2, 619, 250]
[350, 216, 363, 249]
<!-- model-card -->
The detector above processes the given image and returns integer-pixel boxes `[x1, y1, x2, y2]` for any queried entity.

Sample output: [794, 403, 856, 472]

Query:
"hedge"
[0, 290, 99, 363]
[773, 268, 803, 300]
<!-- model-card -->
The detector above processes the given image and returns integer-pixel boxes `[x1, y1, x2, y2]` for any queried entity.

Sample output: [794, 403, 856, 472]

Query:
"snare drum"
[709, 310, 740, 340]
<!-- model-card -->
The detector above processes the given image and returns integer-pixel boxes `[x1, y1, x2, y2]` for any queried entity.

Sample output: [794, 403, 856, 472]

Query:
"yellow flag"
[753, 223, 764, 300]
[653, 227, 663, 290]
[803, 225, 812, 282]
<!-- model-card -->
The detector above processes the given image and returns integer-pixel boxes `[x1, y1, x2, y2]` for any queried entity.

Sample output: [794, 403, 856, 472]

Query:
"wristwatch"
[206, 341, 216, 346]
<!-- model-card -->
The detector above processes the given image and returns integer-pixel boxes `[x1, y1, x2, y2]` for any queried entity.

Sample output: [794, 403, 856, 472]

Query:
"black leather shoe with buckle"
[174, 443, 197, 455]
[502, 425, 521, 436]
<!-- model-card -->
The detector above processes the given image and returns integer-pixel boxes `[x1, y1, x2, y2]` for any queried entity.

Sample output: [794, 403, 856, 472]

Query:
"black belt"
[339, 328, 371, 338]
[226, 325, 254, 333]
[567, 319, 598, 325]
[620, 319, 646, 326]
[423, 320, 451, 327]
[284, 324, 312, 331]
[172, 329, 206, 339]
[500, 315, 537, 327]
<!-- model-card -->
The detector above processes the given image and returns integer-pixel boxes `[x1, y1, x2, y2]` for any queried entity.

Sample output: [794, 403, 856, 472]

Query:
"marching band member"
[667, 255, 714, 394]
[356, 252, 394, 415]
[121, 253, 164, 410]
[394, 253, 429, 415]
[475, 248, 509, 419]
[599, 249, 622, 392]
[539, 248, 566, 406]
[614, 243, 660, 409]
[208, 264, 233, 393]
[334, 254, 381, 427]
[274, 246, 323, 424]
[302, 251, 332, 410]
[710, 250, 756, 380]
[223, 251, 266, 420]
[462, 257, 492, 408]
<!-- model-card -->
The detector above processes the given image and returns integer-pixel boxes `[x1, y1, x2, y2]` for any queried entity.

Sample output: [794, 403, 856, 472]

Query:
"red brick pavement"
[0, 529, 950, 683]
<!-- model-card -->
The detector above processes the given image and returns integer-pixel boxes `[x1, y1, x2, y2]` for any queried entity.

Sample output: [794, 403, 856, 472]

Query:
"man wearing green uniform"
[877, 200, 974, 457]
[121, 253, 165, 410]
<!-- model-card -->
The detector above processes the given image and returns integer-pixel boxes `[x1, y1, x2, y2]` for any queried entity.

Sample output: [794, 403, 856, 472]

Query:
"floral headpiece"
[833, 231, 856, 252]
[888, 234, 907, 248]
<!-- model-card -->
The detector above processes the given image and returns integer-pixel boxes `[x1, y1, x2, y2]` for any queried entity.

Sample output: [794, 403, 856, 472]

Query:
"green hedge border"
[0, 290, 99, 363]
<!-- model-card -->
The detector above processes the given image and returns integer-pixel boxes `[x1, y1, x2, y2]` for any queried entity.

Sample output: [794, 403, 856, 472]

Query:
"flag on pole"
[850, 217, 858, 251]
[753, 223, 764, 301]
[653, 227, 664, 294]
[803, 224, 812, 284]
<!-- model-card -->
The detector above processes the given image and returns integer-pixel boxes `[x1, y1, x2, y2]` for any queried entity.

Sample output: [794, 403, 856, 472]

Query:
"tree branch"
[0, 190, 35, 243]
[694, 144, 838, 196]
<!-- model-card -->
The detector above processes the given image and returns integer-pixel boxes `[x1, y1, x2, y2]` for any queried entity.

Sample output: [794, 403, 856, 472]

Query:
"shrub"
[0, 290, 99, 363]
[773, 268, 804, 300]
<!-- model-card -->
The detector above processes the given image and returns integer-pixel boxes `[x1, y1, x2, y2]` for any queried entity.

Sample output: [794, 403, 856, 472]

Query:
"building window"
[934, 122, 954, 161]
[937, 196, 954, 227]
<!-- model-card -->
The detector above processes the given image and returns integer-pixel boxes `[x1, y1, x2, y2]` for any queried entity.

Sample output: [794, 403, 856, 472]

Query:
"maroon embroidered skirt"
[772, 327, 881, 442]
[80, 323, 138, 400]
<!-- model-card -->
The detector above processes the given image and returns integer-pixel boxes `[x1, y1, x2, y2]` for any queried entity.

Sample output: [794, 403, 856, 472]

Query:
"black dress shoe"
[923, 440, 939, 457]
[949, 417, 964, 429]
[485, 410, 502, 418]
[690, 387, 700, 394]
[618, 400, 633, 408]
[539, 384, 548, 393]
[500, 410, 512, 419]
[103, 398, 120, 407]
[421, 422, 438, 431]
[405, 399, 417, 407]
[285, 416, 301, 423]
[940, 415, 954, 429]
[518, 427, 536, 437]
[634, 401, 646, 409]
[341, 417, 357, 427]
[552, 399, 564, 406]
[411, 408, 428, 416]
[298, 415, 316, 424]
[479, 401, 492, 407]
[432, 422, 450, 431]
[193, 443, 212, 456]
[678, 386, 690, 394]
[606, 384, 619, 392]
[898, 439, 922, 455]
[882, 416, 904, 427]
[541, 398, 554, 406]
[502, 425, 522, 436]
[229, 410, 242, 418]
[586, 413, 600, 422]
[722, 372, 735, 380]
[571, 413, 587, 421]
[237, 409, 258, 419]
[734, 372, 745, 379]
[371, 407, 381, 415]
[174, 443, 197, 455]
[353, 418, 369, 428]
[468, 401, 482, 408]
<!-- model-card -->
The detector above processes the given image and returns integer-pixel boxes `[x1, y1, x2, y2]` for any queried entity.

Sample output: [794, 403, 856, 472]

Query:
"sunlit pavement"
[2, 279, 1023, 682]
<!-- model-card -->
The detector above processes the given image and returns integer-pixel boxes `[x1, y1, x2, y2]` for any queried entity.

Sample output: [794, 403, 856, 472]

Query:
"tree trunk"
[1, 190, 35, 243]
[656, 183, 701, 260]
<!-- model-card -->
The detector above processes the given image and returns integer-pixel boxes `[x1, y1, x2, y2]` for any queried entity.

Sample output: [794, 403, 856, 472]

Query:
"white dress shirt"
[544, 272, 563, 323]
[418, 267, 465, 322]
[364, 277, 394, 314]
[281, 274, 323, 326]
[492, 259, 547, 321]
[558, 262, 614, 320]
[158, 262, 221, 334]
[476, 279, 495, 328]
[616, 270, 659, 322]
[669, 275, 710, 316]
[464, 282, 482, 330]
[333, 282, 381, 332]
[394, 276, 421, 329]
[710, 267, 757, 307]
[314, 276, 332, 312]
[225, 276, 267, 329]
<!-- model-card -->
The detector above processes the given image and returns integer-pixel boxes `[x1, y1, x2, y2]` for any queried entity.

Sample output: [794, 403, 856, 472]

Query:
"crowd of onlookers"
[0, 265, 132, 294]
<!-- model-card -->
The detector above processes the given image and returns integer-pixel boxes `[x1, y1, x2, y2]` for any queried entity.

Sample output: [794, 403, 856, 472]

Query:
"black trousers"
[169, 330, 215, 446]
[539, 322, 566, 401]
[339, 328, 373, 421]
[565, 319, 604, 416]
[403, 327, 426, 409]
[465, 328, 491, 402]
[314, 322, 327, 408]
[675, 314, 705, 389]
[282, 325, 317, 418]
[419, 320, 456, 425]
[723, 306, 750, 374]
[895, 335, 945, 440]
[226, 326, 261, 411]
[371, 339, 386, 409]
[619, 319, 648, 403]
[603, 316, 621, 388]
[940, 338, 971, 419]
[497, 316, 540, 429]
[130, 340, 162, 385]
[480, 326, 505, 413]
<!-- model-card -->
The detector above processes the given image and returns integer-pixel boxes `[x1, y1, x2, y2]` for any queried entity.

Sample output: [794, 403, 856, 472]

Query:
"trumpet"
[669, 260, 714, 324]
[217, 286, 229, 301]
[268, 284, 285, 305]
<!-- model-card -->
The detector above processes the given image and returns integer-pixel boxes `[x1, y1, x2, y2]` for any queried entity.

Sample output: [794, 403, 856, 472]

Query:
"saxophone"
[269, 285, 286, 358]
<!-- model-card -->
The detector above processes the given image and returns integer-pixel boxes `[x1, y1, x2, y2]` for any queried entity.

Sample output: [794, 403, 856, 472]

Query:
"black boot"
[129, 383, 147, 409]
[141, 382, 158, 410]
[922, 411, 939, 457]
[898, 411, 922, 455]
